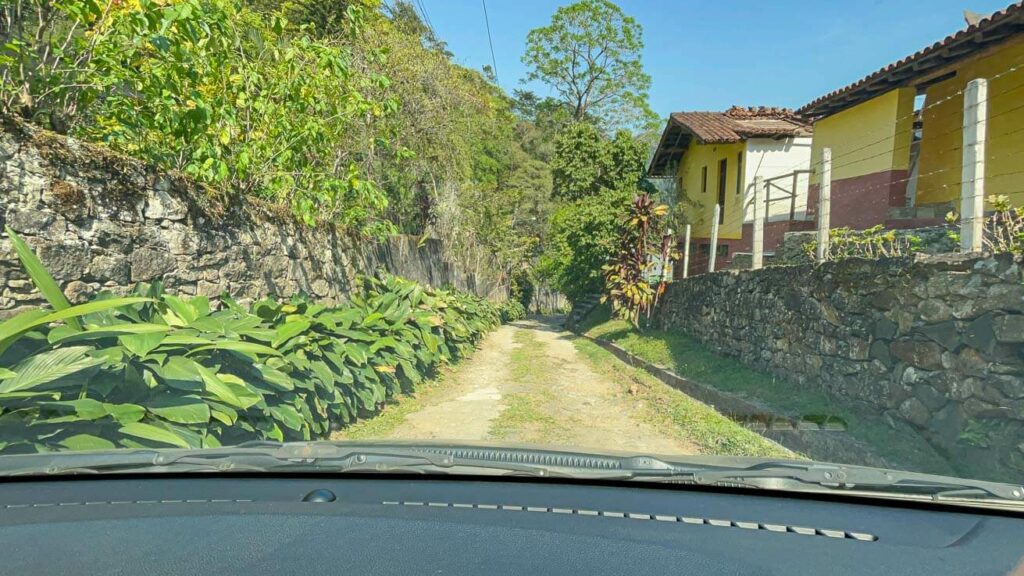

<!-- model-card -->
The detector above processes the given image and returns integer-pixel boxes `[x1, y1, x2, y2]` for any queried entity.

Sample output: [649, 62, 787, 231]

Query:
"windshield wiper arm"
[3, 443, 1022, 506]
[624, 460, 1024, 503]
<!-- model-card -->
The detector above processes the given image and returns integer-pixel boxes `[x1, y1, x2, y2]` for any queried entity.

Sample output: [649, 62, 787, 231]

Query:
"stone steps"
[565, 294, 602, 330]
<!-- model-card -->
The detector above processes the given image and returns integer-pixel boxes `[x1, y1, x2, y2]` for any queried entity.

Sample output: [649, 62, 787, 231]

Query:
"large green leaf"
[60, 434, 116, 451]
[49, 323, 173, 345]
[152, 356, 204, 391]
[146, 396, 211, 424]
[119, 331, 169, 356]
[268, 404, 303, 431]
[5, 227, 78, 330]
[118, 422, 192, 448]
[103, 403, 145, 425]
[188, 340, 282, 356]
[0, 347, 103, 393]
[271, 319, 311, 348]
[0, 367, 16, 380]
[0, 297, 154, 351]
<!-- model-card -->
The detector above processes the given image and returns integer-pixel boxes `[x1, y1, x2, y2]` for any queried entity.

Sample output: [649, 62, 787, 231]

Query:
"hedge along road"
[334, 316, 704, 454]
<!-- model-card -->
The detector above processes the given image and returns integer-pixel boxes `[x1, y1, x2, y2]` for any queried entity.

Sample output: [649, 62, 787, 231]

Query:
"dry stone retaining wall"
[0, 119, 498, 318]
[654, 253, 1024, 478]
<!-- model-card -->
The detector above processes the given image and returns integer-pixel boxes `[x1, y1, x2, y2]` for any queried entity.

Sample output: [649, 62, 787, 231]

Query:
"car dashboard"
[1, 475, 1022, 575]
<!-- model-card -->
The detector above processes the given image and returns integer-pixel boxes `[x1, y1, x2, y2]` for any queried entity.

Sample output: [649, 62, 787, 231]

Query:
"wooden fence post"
[752, 175, 764, 270]
[961, 78, 987, 253]
[682, 224, 691, 279]
[816, 147, 832, 263]
[709, 204, 721, 273]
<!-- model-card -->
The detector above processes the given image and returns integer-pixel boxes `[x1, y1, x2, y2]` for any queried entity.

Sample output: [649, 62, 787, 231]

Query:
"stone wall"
[0, 119, 499, 318]
[654, 253, 1024, 478]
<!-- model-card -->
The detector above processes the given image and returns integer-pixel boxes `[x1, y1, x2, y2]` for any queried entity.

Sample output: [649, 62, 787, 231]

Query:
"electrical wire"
[481, 0, 499, 84]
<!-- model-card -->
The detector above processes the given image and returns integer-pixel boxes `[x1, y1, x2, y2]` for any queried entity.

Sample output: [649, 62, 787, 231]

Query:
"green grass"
[488, 329, 570, 443]
[581, 305, 956, 476]
[571, 337, 795, 458]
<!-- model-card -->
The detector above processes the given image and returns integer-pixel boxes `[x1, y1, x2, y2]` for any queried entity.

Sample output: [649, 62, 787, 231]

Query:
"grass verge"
[571, 335, 796, 459]
[579, 305, 955, 475]
[332, 369, 453, 441]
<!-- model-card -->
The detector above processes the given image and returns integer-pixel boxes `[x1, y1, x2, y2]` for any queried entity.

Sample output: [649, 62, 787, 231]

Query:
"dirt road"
[339, 317, 698, 454]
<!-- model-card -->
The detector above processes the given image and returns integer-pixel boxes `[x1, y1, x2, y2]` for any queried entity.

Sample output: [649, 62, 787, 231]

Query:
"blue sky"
[415, 0, 1015, 117]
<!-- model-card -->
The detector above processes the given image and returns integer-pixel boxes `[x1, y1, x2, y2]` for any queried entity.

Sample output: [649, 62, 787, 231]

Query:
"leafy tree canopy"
[551, 122, 649, 201]
[522, 0, 657, 133]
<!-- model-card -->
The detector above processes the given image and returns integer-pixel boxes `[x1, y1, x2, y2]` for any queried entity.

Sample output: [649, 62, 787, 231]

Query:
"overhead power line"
[413, 0, 436, 38]
[481, 0, 499, 84]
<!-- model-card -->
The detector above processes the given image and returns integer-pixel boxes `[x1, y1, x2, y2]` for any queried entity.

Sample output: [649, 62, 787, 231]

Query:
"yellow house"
[648, 107, 813, 275]
[798, 2, 1024, 228]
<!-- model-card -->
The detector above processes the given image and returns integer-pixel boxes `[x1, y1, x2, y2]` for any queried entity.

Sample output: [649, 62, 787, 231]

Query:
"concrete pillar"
[961, 78, 987, 253]
[682, 224, 691, 279]
[708, 204, 721, 273]
[751, 175, 764, 270]
[816, 147, 832, 263]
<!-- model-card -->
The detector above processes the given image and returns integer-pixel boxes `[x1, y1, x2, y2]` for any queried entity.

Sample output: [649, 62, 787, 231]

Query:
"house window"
[717, 244, 729, 257]
[736, 152, 743, 195]
[717, 158, 728, 224]
[699, 243, 711, 256]
[701, 166, 708, 193]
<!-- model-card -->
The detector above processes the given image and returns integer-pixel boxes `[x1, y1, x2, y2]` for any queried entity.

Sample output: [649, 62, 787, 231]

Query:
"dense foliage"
[537, 119, 652, 303]
[3, 0, 392, 232]
[550, 122, 649, 201]
[538, 188, 632, 303]
[1, 0, 553, 291]
[0, 229, 499, 453]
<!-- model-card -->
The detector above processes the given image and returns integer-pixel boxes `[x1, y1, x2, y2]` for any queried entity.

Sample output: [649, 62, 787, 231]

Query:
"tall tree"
[522, 0, 656, 132]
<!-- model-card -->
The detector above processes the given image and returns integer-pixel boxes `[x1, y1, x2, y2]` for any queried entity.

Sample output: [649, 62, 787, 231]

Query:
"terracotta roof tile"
[669, 106, 811, 144]
[799, 1, 1024, 118]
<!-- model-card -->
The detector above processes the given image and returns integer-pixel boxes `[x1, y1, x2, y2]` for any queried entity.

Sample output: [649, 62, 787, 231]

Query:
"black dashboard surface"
[1, 475, 1022, 575]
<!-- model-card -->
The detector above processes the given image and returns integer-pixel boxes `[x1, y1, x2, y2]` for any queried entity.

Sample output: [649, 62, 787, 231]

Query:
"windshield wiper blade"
[0, 443, 568, 478]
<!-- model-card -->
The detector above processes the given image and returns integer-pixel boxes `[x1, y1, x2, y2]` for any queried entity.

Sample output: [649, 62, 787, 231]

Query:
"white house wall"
[742, 137, 813, 223]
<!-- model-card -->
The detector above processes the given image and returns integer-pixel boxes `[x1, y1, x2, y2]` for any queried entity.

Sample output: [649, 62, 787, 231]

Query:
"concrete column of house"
[961, 78, 988, 253]
[709, 204, 721, 273]
[682, 224, 691, 279]
[751, 176, 765, 270]
[816, 148, 832, 263]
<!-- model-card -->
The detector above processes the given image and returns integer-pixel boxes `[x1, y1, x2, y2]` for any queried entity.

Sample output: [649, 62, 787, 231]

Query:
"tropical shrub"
[0, 228, 499, 453]
[602, 193, 669, 327]
[497, 300, 527, 323]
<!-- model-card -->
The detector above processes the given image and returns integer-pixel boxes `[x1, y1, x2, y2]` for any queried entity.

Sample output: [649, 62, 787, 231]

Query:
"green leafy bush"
[3, 0, 393, 233]
[497, 300, 527, 323]
[0, 228, 499, 453]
